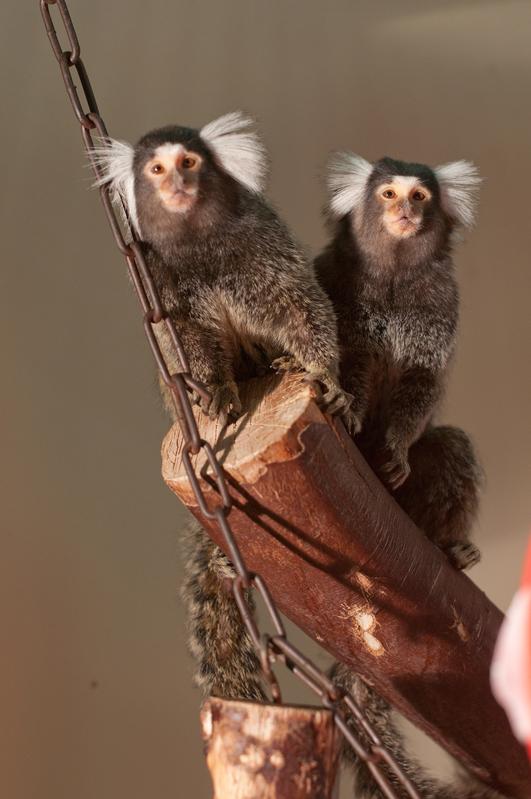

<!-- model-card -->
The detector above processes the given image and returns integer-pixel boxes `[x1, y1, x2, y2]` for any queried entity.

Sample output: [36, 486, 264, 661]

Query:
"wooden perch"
[200, 698, 340, 798]
[162, 373, 531, 798]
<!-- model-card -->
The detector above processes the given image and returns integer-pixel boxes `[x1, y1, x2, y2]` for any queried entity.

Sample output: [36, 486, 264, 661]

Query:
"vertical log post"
[200, 698, 341, 799]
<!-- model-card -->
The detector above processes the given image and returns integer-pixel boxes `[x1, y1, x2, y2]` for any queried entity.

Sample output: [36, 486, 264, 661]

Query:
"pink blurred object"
[491, 538, 531, 759]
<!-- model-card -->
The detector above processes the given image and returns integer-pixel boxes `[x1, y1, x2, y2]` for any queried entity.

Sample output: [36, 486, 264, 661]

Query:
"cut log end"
[200, 697, 341, 799]
[161, 373, 323, 494]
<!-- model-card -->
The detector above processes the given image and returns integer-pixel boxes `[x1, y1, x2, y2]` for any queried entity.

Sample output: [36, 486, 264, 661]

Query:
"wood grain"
[162, 373, 530, 798]
[200, 698, 341, 799]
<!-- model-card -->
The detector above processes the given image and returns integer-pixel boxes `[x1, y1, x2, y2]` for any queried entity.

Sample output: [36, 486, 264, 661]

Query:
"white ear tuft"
[200, 111, 268, 193]
[327, 152, 373, 217]
[434, 160, 481, 228]
[91, 139, 139, 235]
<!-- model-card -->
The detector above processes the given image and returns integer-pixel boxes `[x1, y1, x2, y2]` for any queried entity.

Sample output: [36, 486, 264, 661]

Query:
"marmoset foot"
[445, 541, 481, 571]
[303, 370, 353, 417]
[273, 360, 353, 422]
[198, 381, 242, 425]
[342, 408, 364, 436]
[381, 444, 411, 490]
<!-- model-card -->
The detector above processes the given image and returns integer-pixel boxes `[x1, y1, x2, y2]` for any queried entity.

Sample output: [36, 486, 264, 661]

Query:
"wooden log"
[162, 373, 531, 798]
[200, 698, 341, 799]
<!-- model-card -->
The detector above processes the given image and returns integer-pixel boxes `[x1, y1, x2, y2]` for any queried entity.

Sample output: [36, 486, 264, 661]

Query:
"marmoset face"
[374, 176, 434, 239]
[327, 152, 480, 265]
[93, 113, 267, 241]
[141, 142, 203, 215]
[132, 126, 215, 224]
[366, 158, 442, 241]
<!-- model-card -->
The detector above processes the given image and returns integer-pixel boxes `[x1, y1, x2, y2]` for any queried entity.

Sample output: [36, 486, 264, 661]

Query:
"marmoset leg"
[394, 425, 482, 571]
[381, 366, 443, 491]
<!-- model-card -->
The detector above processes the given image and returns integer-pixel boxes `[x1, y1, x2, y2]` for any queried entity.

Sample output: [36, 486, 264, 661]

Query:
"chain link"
[39, 3, 421, 796]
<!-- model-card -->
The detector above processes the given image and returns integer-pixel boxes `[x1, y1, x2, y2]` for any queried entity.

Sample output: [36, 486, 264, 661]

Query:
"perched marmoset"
[315, 152, 483, 571]
[94, 111, 351, 700]
[316, 154, 496, 799]
[96, 111, 350, 422]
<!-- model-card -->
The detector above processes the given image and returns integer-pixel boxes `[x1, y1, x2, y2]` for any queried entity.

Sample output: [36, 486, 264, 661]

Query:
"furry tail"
[181, 520, 267, 701]
[331, 662, 505, 799]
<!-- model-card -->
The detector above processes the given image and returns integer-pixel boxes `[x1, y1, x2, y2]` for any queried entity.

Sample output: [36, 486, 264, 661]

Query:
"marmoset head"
[93, 112, 267, 241]
[327, 153, 481, 259]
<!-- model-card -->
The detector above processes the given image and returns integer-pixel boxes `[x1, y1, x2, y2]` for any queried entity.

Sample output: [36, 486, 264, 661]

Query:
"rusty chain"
[39, 2, 422, 796]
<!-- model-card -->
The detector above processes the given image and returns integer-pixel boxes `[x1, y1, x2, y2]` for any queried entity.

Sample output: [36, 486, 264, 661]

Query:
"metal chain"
[39, 3, 422, 796]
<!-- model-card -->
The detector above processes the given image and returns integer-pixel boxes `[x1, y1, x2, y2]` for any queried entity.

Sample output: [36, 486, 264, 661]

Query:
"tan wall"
[1, 1, 530, 796]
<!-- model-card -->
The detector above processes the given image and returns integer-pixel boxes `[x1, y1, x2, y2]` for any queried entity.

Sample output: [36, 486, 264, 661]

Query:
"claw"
[343, 409, 363, 437]
[390, 468, 410, 490]
[273, 362, 354, 426]
[200, 381, 241, 425]
[381, 450, 411, 490]
[303, 369, 354, 428]
[445, 541, 481, 571]
[322, 389, 352, 417]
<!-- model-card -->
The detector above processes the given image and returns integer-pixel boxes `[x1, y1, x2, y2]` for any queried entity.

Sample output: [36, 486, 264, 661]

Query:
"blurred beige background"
[1, 1, 530, 797]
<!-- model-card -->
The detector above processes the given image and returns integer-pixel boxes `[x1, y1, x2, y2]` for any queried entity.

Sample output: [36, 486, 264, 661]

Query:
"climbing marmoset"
[315, 153, 483, 572]
[94, 112, 351, 701]
[316, 154, 495, 799]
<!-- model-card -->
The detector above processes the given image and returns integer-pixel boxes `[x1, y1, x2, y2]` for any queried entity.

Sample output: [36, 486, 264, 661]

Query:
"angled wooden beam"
[161, 373, 531, 799]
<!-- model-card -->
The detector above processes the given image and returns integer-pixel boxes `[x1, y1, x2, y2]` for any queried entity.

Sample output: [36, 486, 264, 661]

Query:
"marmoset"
[315, 152, 482, 571]
[96, 111, 350, 422]
[316, 154, 495, 798]
[94, 111, 351, 700]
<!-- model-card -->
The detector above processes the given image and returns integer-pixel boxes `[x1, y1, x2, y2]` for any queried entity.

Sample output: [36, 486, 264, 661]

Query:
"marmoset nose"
[171, 172, 185, 192]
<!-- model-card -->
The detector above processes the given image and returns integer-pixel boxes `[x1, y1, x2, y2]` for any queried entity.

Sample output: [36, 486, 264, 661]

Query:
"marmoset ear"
[327, 151, 373, 217]
[200, 111, 268, 193]
[91, 138, 139, 234]
[434, 160, 482, 228]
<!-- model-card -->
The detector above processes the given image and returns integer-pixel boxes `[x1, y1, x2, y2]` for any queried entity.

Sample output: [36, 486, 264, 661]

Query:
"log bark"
[200, 697, 341, 799]
[162, 373, 531, 798]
